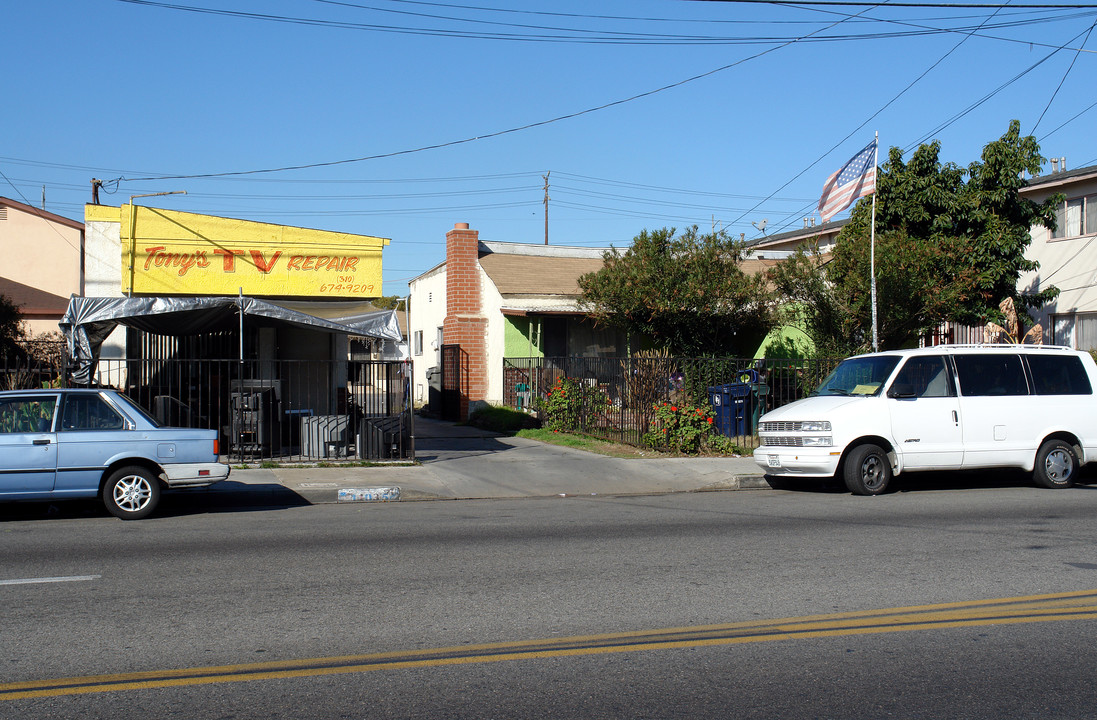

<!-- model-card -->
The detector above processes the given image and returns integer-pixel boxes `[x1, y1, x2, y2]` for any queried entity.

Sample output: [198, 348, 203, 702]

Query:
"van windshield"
[812, 355, 901, 397]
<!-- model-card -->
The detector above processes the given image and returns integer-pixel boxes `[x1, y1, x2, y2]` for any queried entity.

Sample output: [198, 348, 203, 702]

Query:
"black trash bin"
[426, 366, 442, 415]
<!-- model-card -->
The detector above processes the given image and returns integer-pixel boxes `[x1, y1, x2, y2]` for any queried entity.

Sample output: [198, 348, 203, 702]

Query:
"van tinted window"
[954, 354, 1029, 396]
[1027, 354, 1093, 395]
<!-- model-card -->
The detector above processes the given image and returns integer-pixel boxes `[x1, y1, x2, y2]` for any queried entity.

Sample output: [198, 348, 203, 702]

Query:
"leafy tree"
[577, 227, 773, 356]
[773, 121, 1060, 352]
[0, 294, 26, 358]
[371, 295, 406, 311]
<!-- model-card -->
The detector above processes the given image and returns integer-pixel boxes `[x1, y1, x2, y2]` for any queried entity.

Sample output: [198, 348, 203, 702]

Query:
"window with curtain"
[1051, 194, 1097, 239]
[1053, 313, 1097, 351]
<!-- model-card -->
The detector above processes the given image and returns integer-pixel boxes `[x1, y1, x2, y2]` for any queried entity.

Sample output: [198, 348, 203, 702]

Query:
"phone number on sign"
[319, 284, 376, 293]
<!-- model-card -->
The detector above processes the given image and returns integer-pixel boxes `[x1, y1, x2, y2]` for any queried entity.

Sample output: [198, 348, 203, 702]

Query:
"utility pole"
[542, 171, 550, 245]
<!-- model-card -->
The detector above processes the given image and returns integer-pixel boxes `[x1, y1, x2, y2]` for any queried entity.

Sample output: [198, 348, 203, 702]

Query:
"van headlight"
[800, 421, 831, 432]
[801, 436, 833, 447]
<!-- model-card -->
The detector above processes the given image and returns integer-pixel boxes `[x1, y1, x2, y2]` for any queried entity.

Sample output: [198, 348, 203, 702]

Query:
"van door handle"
[33, 439, 51, 446]
[952, 410, 959, 425]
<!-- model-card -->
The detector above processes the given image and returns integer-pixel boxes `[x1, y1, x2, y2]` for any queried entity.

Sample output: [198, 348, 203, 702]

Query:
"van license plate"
[767, 455, 781, 468]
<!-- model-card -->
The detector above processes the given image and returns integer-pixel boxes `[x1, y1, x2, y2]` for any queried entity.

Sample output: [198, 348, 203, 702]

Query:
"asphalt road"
[3, 478, 1097, 718]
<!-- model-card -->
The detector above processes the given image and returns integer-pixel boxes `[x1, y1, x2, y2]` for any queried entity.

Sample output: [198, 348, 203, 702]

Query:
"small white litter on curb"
[338, 487, 402, 503]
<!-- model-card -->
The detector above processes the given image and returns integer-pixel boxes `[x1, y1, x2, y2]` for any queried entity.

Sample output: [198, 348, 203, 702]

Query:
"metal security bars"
[503, 356, 840, 450]
[1, 353, 413, 463]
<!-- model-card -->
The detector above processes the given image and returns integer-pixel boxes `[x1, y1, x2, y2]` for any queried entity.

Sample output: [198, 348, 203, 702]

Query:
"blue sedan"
[0, 388, 229, 519]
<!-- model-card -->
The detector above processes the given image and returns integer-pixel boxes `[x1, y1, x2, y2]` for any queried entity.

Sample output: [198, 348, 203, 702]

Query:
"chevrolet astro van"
[753, 345, 1097, 495]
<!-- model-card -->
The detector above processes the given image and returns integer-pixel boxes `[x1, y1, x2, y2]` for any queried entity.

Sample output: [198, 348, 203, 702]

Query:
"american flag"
[818, 139, 877, 222]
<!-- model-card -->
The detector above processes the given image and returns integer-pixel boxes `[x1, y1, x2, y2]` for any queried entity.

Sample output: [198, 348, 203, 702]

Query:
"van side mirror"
[887, 383, 916, 399]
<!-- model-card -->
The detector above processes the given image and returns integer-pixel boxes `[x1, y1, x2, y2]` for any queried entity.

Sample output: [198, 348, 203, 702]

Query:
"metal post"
[870, 132, 879, 353]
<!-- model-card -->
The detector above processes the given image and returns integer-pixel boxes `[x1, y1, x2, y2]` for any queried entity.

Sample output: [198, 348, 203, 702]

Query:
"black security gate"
[440, 344, 466, 421]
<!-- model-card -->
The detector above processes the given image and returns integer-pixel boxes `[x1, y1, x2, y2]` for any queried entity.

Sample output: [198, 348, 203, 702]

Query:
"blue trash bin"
[708, 382, 753, 437]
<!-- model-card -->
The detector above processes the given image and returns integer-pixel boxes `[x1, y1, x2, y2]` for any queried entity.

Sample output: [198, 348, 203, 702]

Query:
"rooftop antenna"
[752, 218, 768, 235]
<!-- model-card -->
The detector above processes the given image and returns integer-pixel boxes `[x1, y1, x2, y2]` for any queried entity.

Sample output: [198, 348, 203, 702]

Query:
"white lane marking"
[0, 575, 101, 586]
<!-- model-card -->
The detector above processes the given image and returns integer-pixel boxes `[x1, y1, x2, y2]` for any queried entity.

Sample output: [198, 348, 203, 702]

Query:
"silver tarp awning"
[59, 295, 403, 382]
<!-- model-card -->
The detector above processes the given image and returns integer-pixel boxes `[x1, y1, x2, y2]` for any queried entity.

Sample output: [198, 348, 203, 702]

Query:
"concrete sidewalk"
[216, 415, 770, 504]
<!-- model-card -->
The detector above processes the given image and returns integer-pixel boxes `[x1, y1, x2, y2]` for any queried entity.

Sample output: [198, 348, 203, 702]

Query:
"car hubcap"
[114, 475, 152, 512]
[862, 455, 884, 491]
[1046, 449, 1073, 483]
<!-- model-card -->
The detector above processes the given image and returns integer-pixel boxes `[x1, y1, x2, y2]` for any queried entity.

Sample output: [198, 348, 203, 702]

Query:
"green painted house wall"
[504, 316, 543, 358]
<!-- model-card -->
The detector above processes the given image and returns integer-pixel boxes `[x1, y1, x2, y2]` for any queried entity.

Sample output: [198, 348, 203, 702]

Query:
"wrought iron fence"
[0, 350, 67, 391]
[503, 356, 840, 450]
[0, 353, 413, 462]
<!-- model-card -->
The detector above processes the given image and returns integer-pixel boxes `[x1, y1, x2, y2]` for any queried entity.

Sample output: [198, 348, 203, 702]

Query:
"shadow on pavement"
[160, 482, 311, 517]
[766, 467, 1097, 495]
[0, 482, 310, 523]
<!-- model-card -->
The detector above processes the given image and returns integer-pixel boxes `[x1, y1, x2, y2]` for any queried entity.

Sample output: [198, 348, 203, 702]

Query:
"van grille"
[760, 421, 804, 432]
[759, 437, 803, 447]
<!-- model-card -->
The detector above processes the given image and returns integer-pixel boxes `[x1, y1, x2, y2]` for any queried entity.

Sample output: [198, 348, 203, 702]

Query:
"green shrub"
[538, 377, 611, 433]
[641, 401, 717, 454]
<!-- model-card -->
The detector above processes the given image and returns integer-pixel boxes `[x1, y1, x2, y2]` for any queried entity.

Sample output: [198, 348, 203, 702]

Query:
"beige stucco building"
[1020, 163, 1097, 350]
[0, 197, 84, 337]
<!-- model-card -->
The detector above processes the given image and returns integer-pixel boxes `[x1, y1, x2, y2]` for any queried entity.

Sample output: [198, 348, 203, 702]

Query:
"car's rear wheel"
[843, 443, 892, 495]
[1033, 439, 1076, 489]
[102, 466, 161, 520]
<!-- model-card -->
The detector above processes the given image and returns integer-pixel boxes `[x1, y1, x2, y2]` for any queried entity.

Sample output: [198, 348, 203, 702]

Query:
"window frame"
[1050, 192, 1097, 240]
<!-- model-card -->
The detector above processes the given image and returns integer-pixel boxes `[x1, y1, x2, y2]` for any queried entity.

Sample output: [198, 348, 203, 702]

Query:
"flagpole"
[870, 131, 879, 353]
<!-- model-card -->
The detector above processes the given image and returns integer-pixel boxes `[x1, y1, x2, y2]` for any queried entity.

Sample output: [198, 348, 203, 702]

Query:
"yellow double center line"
[5, 588, 1097, 701]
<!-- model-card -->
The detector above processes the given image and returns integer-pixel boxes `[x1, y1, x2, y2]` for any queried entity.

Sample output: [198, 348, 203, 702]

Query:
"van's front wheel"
[1033, 439, 1077, 489]
[843, 443, 892, 495]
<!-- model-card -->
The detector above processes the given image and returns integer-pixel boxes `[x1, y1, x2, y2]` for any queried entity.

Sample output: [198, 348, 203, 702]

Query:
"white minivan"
[753, 345, 1097, 495]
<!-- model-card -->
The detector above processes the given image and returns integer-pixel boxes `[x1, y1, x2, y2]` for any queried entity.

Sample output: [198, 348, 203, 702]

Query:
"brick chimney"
[443, 223, 488, 420]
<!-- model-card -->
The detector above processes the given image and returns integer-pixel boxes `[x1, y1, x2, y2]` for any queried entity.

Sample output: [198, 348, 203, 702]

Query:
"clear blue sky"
[5, 0, 1096, 296]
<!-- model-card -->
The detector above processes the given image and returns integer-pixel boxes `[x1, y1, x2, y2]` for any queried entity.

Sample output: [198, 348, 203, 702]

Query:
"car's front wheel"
[843, 443, 892, 495]
[102, 466, 161, 520]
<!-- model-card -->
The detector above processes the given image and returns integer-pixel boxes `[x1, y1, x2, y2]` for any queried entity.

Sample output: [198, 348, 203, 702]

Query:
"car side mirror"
[887, 383, 916, 399]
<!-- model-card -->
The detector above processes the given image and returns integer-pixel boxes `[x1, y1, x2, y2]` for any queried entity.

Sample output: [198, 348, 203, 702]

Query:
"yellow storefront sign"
[115, 205, 389, 297]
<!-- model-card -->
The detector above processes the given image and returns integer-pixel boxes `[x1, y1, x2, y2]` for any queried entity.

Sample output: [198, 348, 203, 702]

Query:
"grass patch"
[465, 405, 540, 434]
[516, 428, 666, 458]
[465, 404, 751, 458]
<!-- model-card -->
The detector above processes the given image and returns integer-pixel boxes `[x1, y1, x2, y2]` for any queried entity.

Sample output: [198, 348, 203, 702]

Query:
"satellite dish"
[752, 218, 768, 234]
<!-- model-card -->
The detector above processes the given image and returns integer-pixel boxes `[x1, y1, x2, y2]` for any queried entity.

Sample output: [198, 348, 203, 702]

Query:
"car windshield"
[812, 355, 901, 397]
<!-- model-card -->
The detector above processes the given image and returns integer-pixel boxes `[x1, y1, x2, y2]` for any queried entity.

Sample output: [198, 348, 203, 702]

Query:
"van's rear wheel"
[843, 443, 891, 495]
[1033, 440, 1076, 489]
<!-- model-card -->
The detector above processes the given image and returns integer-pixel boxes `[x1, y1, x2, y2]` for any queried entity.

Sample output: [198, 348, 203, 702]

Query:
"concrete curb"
[216, 471, 774, 505]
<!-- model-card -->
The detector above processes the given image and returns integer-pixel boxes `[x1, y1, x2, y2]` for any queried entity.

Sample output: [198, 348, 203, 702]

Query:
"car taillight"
[213, 438, 220, 456]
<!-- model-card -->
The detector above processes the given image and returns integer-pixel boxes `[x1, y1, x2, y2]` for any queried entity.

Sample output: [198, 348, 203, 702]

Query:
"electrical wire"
[1032, 17, 1097, 132]
[0, 166, 84, 254]
[729, 0, 1008, 237]
[110, 0, 1096, 48]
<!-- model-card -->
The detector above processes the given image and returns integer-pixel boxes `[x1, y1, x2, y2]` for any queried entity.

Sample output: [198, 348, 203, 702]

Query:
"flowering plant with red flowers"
[642, 401, 718, 453]
[537, 377, 610, 433]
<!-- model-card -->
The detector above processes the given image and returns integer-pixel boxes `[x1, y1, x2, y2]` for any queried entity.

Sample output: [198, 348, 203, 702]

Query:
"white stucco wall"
[480, 265, 506, 405]
[407, 265, 447, 406]
[83, 212, 128, 358]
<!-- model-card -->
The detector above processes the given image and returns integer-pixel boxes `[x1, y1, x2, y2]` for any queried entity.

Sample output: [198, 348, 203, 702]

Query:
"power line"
[1032, 17, 1097, 132]
[110, 0, 1096, 48]
[685, 0, 1097, 7]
